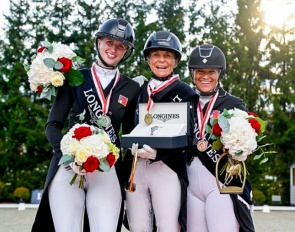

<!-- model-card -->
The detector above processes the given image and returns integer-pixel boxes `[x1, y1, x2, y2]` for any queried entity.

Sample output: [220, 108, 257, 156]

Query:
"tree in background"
[0, 0, 50, 201]
[0, 0, 294, 205]
[260, 5, 295, 204]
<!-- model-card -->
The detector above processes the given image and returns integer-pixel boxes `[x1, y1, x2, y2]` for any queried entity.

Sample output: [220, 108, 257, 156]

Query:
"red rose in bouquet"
[106, 153, 116, 167]
[57, 57, 72, 73]
[72, 126, 92, 140]
[83, 156, 100, 172]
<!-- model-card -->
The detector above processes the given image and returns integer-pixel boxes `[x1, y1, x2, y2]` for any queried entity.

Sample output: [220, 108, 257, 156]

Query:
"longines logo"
[152, 113, 180, 122]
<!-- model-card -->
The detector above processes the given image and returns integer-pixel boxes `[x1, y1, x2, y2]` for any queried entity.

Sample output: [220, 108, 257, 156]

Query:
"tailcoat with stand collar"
[31, 68, 140, 232]
[187, 87, 255, 232]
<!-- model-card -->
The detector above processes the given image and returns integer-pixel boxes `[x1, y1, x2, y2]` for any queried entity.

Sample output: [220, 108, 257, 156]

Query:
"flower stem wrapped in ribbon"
[59, 123, 120, 188]
[25, 41, 85, 100]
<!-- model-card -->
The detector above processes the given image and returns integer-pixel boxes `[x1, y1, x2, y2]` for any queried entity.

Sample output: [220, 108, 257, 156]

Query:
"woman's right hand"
[137, 144, 157, 160]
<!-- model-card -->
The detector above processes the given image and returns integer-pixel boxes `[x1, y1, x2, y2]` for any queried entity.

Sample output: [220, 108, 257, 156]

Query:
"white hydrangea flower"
[221, 117, 257, 161]
[80, 134, 109, 159]
[60, 135, 79, 155]
[227, 108, 249, 118]
[27, 53, 53, 88]
[51, 42, 76, 59]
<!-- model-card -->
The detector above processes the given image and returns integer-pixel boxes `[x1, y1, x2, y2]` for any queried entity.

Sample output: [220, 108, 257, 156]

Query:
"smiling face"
[147, 50, 177, 78]
[97, 37, 128, 68]
[192, 68, 221, 93]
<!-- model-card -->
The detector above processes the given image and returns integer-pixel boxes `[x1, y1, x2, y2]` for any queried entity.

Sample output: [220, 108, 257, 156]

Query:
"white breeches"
[49, 165, 121, 232]
[125, 158, 181, 232]
[187, 157, 239, 232]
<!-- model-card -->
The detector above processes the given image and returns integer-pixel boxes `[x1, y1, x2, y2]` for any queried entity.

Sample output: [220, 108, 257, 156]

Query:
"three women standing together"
[32, 17, 255, 232]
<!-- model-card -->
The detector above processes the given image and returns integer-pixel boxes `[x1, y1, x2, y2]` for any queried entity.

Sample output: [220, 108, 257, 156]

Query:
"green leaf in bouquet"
[77, 110, 86, 122]
[212, 138, 222, 150]
[43, 58, 56, 68]
[209, 117, 217, 126]
[218, 114, 230, 132]
[31, 54, 36, 60]
[54, 61, 63, 70]
[253, 153, 263, 160]
[43, 41, 51, 47]
[48, 45, 53, 53]
[259, 157, 268, 164]
[40, 85, 56, 100]
[64, 69, 85, 86]
[58, 154, 74, 165]
[222, 108, 232, 118]
[256, 117, 267, 133]
[98, 160, 110, 172]
[205, 123, 212, 134]
[72, 56, 86, 66]
[24, 65, 30, 72]
[210, 134, 217, 140]
[235, 150, 243, 157]
[257, 134, 267, 142]
[42, 41, 53, 53]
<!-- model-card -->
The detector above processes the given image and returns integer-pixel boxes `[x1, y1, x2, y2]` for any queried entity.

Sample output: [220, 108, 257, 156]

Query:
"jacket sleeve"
[45, 82, 74, 159]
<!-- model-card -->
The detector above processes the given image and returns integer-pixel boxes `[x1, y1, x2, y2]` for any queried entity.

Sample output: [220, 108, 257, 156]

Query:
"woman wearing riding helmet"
[186, 44, 255, 232]
[31, 18, 140, 232]
[123, 31, 198, 232]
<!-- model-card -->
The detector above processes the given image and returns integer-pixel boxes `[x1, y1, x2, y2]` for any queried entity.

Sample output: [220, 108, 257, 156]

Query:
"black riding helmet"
[95, 18, 135, 68]
[143, 31, 182, 62]
[188, 44, 226, 81]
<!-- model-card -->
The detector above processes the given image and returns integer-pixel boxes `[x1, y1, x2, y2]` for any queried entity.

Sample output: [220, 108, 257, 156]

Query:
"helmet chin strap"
[97, 52, 116, 69]
[192, 69, 222, 96]
[195, 83, 220, 96]
[97, 48, 133, 69]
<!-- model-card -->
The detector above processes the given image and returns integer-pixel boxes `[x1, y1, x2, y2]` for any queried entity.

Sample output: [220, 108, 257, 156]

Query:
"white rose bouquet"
[25, 41, 85, 100]
[59, 123, 120, 188]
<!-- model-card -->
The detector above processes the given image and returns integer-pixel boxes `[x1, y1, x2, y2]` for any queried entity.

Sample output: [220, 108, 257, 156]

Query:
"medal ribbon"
[146, 75, 179, 111]
[197, 91, 219, 139]
[91, 64, 120, 114]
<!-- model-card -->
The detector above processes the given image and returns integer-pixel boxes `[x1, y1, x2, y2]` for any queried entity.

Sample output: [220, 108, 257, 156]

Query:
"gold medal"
[196, 140, 208, 152]
[144, 113, 153, 125]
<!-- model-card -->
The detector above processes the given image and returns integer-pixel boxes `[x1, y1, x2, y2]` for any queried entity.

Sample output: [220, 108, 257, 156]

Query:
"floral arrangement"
[25, 41, 85, 100]
[59, 119, 120, 188]
[206, 108, 270, 164]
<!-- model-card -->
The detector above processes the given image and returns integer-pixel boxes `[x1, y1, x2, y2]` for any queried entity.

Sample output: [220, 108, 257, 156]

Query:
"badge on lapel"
[118, 94, 128, 107]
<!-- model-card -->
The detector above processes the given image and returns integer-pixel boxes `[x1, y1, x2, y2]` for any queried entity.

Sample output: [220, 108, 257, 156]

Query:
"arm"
[45, 82, 74, 159]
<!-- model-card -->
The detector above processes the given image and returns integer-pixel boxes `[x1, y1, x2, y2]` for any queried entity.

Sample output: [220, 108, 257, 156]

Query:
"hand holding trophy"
[125, 143, 139, 192]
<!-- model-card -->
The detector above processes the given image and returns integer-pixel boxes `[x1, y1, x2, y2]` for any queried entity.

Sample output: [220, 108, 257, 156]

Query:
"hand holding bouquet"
[59, 123, 120, 188]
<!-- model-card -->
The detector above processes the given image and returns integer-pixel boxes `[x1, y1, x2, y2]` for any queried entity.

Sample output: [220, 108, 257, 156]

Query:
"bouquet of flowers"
[59, 123, 120, 188]
[206, 108, 269, 163]
[25, 41, 85, 100]
[205, 108, 275, 193]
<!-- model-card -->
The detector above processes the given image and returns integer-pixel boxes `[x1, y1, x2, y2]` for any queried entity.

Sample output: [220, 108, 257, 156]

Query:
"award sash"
[196, 91, 219, 151]
[72, 68, 119, 144]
